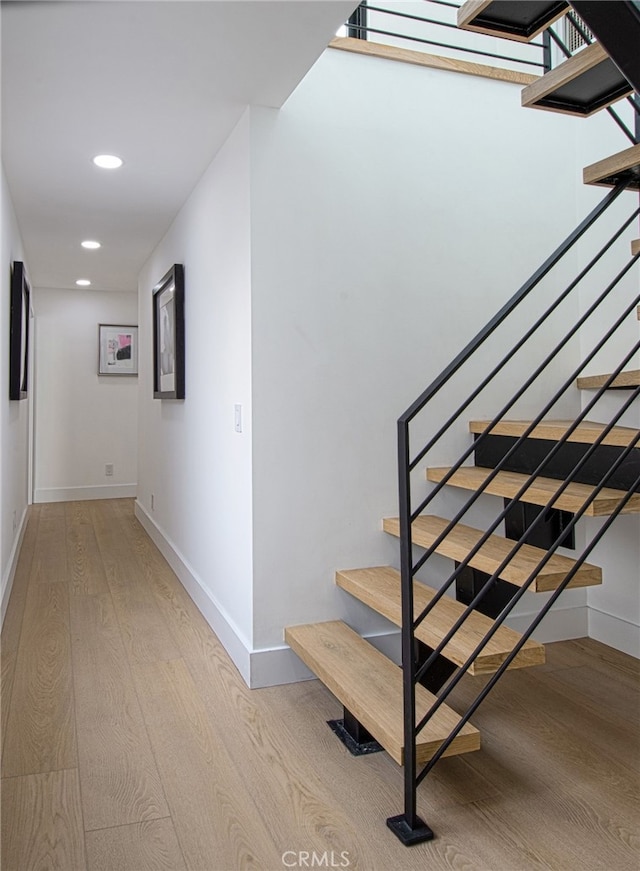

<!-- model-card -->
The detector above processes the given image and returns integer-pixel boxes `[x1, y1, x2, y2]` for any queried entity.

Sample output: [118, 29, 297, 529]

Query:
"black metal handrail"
[417, 439, 640, 786]
[411, 249, 640, 608]
[414, 334, 640, 686]
[344, 1, 546, 71]
[400, 183, 628, 431]
[393, 168, 640, 840]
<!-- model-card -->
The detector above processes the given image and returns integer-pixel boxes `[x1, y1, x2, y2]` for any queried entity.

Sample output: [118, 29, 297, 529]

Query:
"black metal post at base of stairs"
[386, 420, 435, 847]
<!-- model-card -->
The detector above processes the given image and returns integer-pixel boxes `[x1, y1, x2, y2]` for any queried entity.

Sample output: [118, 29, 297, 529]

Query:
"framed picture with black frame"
[152, 263, 185, 399]
[9, 260, 30, 401]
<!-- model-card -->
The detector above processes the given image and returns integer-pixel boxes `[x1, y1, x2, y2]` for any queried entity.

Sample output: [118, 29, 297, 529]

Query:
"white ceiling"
[1, 0, 355, 292]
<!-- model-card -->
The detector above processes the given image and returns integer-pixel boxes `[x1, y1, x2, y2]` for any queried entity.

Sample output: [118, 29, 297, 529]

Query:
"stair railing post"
[386, 421, 434, 845]
[542, 29, 552, 73]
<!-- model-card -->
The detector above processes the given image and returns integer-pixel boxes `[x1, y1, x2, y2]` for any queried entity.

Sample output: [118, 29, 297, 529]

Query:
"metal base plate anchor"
[326, 719, 384, 756]
[386, 813, 434, 846]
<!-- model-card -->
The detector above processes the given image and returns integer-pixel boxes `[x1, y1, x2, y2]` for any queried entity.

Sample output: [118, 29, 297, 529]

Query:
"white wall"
[573, 104, 640, 658]
[33, 288, 138, 502]
[249, 47, 590, 660]
[135, 110, 255, 681]
[1, 166, 30, 623]
[135, 46, 639, 686]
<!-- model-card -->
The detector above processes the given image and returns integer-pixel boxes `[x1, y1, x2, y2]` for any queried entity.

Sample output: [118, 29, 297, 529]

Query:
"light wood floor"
[1, 499, 639, 871]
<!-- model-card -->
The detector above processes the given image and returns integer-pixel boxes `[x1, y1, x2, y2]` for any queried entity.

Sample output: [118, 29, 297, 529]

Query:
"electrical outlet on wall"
[105, 463, 114, 477]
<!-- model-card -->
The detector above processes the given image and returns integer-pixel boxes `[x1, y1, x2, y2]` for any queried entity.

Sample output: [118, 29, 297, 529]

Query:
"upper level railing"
[339, 2, 639, 145]
[340, 0, 547, 74]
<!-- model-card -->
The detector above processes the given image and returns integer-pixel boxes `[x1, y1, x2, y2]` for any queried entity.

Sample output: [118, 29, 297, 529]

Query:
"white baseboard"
[34, 484, 137, 503]
[134, 500, 253, 685]
[1, 506, 29, 628]
[133, 500, 405, 689]
[588, 607, 639, 659]
[505, 604, 589, 643]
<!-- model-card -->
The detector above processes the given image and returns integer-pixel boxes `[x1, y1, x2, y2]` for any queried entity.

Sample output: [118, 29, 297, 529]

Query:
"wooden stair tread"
[577, 370, 640, 390]
[457, 0, 568, 42]
[469, 418, 640, 448]
[382, 516, 601, 593]
[426, 466, 640, 516]
[284, 621, 480, 765]
[336, 566, 545, 674]
[521, 42, 632, 117]
[583, 143, 640, 190]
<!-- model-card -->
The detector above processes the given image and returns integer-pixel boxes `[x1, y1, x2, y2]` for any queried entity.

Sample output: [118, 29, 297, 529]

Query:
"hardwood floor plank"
[185, 650, 375, 861]
[132, 657, 282, 871]
[469, 785, 639, 870]
[452, 668, 640, 825]
[1, 508, 40, 756]
[65, 502, 109, 596]
[90, 502, 181, 663]
[111, 504, 221, 660]
[1, 507, 39, 653]
[29, 503, 68, 584]
[85, 819, 186, 871]
[542, 663, 639, 729]
[70, 593, 169, 831]
[2, 582, 76, 777]
[259, 679, 530, 870]
[1, 768, 86, 871]
[2, 500, 637, 870]
[538, 637, 640, 686]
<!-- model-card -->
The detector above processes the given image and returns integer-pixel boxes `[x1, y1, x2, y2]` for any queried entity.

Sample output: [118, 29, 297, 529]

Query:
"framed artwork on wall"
[98, 324, 139, 375]
[152, 263, 185, 400]
[9, 260, 30, 400]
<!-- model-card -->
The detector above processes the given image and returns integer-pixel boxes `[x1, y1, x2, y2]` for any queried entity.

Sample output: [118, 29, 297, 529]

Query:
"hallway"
[1, 500, 638, 870]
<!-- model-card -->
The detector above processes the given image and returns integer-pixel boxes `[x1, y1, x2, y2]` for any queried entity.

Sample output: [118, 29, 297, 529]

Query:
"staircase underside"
[570, 0, 640, 94]
[457, 0, 568, 42]
[521, 42, 632, 116]
[583, 144, 640, 190]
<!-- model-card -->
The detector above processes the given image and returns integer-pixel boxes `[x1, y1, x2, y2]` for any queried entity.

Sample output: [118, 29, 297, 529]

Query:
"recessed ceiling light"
[76, 279, 91, 286]
[81, 240, 101, 250]
[93, 154, 123, 169]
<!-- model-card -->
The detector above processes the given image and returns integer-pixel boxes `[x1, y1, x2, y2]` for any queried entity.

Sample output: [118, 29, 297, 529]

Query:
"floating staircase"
[461, 1, 637, 118]
[336, 566, 544, 673]
[284, 620, 480, 764]
[577, 370, 640, 390]
[457, 1, 569, 42]
[583, 143, 640, 189]
[285, 0, 640, 846]
[382, 514, 601, 591]
[427, 464, 640, 516]
[521, 41, 633, 116]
